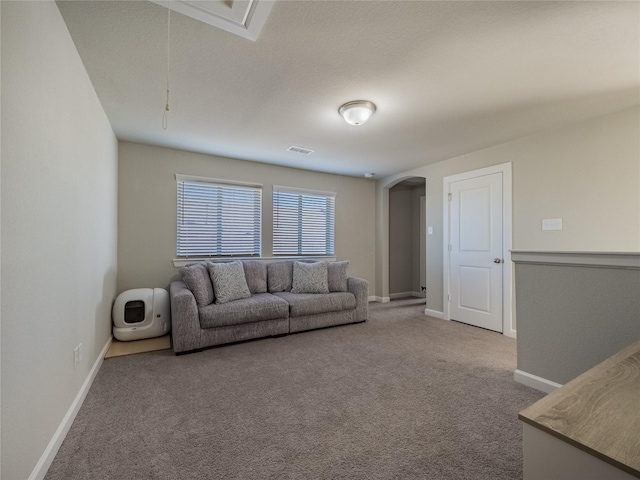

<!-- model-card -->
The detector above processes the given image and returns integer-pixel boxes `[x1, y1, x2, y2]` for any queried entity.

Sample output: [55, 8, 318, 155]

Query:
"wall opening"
[388, 177, 426, 301]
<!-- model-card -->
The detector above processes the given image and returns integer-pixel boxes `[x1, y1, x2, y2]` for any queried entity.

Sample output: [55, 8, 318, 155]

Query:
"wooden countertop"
[519, 338, 640, 478]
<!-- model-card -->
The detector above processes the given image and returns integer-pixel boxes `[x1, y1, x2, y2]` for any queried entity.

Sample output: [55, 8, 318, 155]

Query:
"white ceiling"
[56, 0, 640, 178]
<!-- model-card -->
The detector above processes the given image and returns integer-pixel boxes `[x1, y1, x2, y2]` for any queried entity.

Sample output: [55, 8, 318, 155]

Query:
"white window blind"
[273, 186, 335, 256]
[176, 176, 261, 257]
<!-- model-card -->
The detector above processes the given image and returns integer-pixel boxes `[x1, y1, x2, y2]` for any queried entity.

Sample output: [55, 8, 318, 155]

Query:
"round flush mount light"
[339, 100, 376, 126]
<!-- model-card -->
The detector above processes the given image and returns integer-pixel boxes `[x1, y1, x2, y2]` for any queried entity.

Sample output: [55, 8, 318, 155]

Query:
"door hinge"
[448, 244, 452, 252]
[448, 294, 450, 301]
[448, 193, 452, 201]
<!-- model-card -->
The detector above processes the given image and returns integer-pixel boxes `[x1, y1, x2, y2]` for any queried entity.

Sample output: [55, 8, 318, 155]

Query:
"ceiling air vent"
[287, 145, 314, 155]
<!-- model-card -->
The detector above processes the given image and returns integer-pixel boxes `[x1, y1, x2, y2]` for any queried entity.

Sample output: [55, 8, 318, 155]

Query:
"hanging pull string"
[162, 2, 171, 130]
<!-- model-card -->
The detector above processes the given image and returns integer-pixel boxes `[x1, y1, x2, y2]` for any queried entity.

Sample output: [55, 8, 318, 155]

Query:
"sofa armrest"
[347, 277, 369, 322]
[170, 280, 201, 353]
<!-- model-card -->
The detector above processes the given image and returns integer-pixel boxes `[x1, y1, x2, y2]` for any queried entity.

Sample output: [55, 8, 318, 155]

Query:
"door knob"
[493, 258, 502, 264]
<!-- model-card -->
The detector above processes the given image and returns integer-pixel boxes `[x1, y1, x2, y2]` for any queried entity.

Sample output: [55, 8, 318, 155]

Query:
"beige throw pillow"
[291, 261, 329, 294]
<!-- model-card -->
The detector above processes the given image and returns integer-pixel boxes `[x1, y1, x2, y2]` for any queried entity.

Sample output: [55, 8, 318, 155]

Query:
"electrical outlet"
[73, 343, 82, 369]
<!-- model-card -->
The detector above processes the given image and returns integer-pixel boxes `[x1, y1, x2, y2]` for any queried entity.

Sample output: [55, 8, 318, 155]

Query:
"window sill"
[173, 256, 337, 268]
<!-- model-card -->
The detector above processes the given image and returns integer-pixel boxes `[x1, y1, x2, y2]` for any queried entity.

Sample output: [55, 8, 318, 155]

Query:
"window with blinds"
[273, 186, 335, 256]
[176, 175, 261, 257]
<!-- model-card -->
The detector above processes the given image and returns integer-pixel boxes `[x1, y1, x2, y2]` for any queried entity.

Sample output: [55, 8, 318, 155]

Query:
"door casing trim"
[443, 162, 514, 337]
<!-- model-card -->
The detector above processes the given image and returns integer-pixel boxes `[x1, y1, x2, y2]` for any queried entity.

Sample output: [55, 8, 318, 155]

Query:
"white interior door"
[449, 172, 503, 332]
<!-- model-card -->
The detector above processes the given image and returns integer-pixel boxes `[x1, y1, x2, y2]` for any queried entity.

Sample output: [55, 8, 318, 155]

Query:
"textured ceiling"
[57, 0, 640, 178]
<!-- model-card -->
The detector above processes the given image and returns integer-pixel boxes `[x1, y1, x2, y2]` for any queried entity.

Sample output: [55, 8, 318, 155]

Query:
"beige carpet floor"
[45, 298, 544, 479]
[105, 335, 171, 359]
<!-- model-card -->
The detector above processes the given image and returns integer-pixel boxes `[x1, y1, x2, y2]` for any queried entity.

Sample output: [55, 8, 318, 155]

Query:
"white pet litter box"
[112, 288, 171, 341]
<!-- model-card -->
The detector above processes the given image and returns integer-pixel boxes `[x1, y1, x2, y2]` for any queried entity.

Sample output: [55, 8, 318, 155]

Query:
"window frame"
[175, 174, 262, 259]
[272, 185, 336, 257]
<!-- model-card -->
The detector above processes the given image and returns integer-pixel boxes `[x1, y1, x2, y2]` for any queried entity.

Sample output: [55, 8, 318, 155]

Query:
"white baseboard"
[370, 296, 390, 303]
[424, 308, 445, 319]
[514, 369, 562, 394]
[389, 291, 426, 300]
[389, 292, 412, 299]
[30, 336, 113, 480]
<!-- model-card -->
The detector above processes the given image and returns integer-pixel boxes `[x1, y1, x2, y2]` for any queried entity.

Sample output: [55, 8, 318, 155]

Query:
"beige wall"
[389, 184, 425, 296]
[389, 185, 413, 294]
[411, 187, 426, 294]
[117, 142, 376, 294]
[1, 2, 118, 478]
[515, 258, 640, 385]
[378, 106, 640, 312]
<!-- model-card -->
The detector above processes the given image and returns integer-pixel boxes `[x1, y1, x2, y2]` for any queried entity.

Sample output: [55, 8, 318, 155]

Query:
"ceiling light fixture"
[339, 100, 376, 126]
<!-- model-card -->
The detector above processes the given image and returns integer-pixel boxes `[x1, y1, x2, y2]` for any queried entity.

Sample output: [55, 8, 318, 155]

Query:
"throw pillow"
[242, 260, 268, 294]
[291, 261, 329, 294]
[207, 261, 252, 304]
[267, 261, 294, 293]
[179, 263, 214, 306]
[328, 260, 349, 292]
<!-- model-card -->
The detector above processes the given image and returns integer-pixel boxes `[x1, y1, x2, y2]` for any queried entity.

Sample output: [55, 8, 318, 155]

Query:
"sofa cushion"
[179, 263, 214, 306]
[208, 261, 252, 304]
[198, 293, 289, 328]
[328, 261, 349, 292]
[273, 292, 356, 317]
[292, 261, 329, 294]
[242, 260, 267, 294]
[267, 261, 293, 293]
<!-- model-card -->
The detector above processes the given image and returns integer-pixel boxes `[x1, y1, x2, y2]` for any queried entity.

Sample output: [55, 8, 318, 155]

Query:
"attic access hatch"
[148, 0, 275, 41]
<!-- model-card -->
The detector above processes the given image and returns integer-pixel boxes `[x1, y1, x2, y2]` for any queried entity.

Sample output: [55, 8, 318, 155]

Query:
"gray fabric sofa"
[170, 260, 368, 354]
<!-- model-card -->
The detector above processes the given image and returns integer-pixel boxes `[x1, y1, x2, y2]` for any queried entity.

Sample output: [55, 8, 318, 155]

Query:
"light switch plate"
[542, 218, 563, 231]
[427, 226, 433, 235]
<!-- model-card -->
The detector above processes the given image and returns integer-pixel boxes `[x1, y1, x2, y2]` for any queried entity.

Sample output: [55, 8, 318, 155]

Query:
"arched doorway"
[388, 178, 426, 301]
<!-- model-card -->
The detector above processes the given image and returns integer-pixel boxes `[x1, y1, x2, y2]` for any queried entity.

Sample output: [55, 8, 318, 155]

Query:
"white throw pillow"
[291, 261, 329, 294]
[208, 261, 252, 304]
